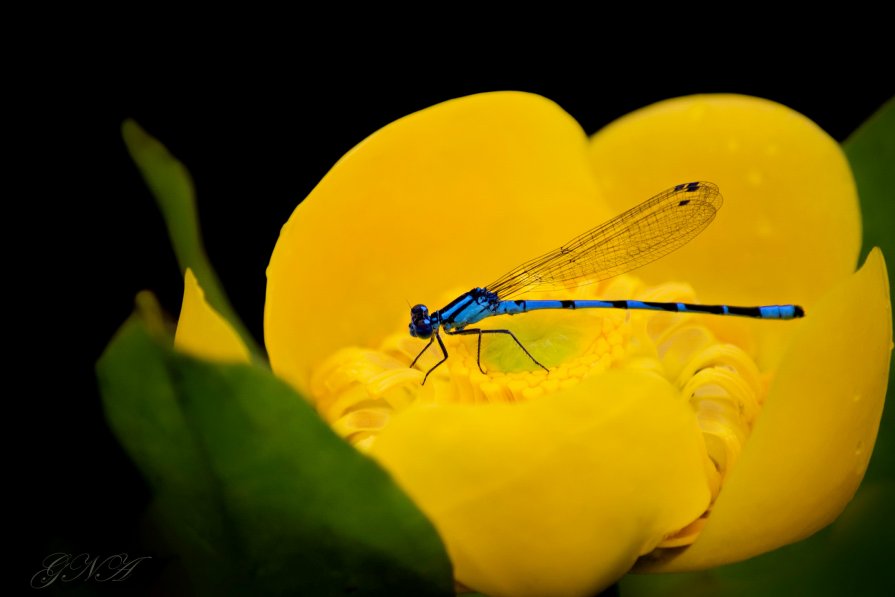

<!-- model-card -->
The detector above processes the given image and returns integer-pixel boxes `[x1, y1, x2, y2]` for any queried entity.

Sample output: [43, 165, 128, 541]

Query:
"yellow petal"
[174, 268, 250, 363]
[639, 248, 891, 572]
[370, 371, 712, 597]
[589, 94, 860, 308]
[265, 92, 607, 395]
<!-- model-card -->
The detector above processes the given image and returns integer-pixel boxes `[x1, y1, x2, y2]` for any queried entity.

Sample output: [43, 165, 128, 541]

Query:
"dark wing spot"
[678, 199, 691, 206]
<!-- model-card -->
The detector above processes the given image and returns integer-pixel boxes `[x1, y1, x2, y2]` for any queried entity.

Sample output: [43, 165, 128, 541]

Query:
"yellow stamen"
[311, 275, 767, 549]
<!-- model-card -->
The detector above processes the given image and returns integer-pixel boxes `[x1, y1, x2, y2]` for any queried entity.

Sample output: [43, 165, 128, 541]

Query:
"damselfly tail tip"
[794, 305, 805, 318]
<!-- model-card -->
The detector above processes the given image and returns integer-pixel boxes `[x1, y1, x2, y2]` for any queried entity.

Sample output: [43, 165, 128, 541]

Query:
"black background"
[22, 49, 893, 593]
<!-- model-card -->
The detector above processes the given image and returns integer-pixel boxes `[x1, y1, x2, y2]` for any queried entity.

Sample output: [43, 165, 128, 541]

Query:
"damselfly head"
[409, 304, 434, 339]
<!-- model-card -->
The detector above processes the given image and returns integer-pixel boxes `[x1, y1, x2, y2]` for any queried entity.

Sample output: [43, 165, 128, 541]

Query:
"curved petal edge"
[639, 248, 891, 572]
[265, 91, 605, 395]
[371, 371, 712, 596]
[175, 268, 251, 363]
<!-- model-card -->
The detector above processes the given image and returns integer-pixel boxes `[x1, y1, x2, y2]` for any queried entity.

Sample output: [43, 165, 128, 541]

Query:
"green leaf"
[848, 97, 895, 268]
[97, 314, 453, 596]
[845, 97, 895, 484]
[121, 119, 263, 362]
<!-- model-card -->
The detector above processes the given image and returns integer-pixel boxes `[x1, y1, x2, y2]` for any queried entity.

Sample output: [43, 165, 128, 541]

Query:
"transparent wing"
[486, 182, 723, 299]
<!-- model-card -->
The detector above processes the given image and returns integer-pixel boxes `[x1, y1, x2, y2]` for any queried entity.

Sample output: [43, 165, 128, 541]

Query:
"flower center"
[310, 275, 766, 544]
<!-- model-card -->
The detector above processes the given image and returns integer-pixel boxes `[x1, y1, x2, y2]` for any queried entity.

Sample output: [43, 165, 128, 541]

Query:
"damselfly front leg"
[444, 328, 549, 375]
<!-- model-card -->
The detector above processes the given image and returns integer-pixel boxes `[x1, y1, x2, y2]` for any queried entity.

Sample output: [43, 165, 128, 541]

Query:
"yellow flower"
[177, 92, 891, 596]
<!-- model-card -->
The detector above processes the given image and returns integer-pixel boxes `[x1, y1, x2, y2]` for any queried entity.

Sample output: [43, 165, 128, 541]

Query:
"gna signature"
[31, 552, 152, 589]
